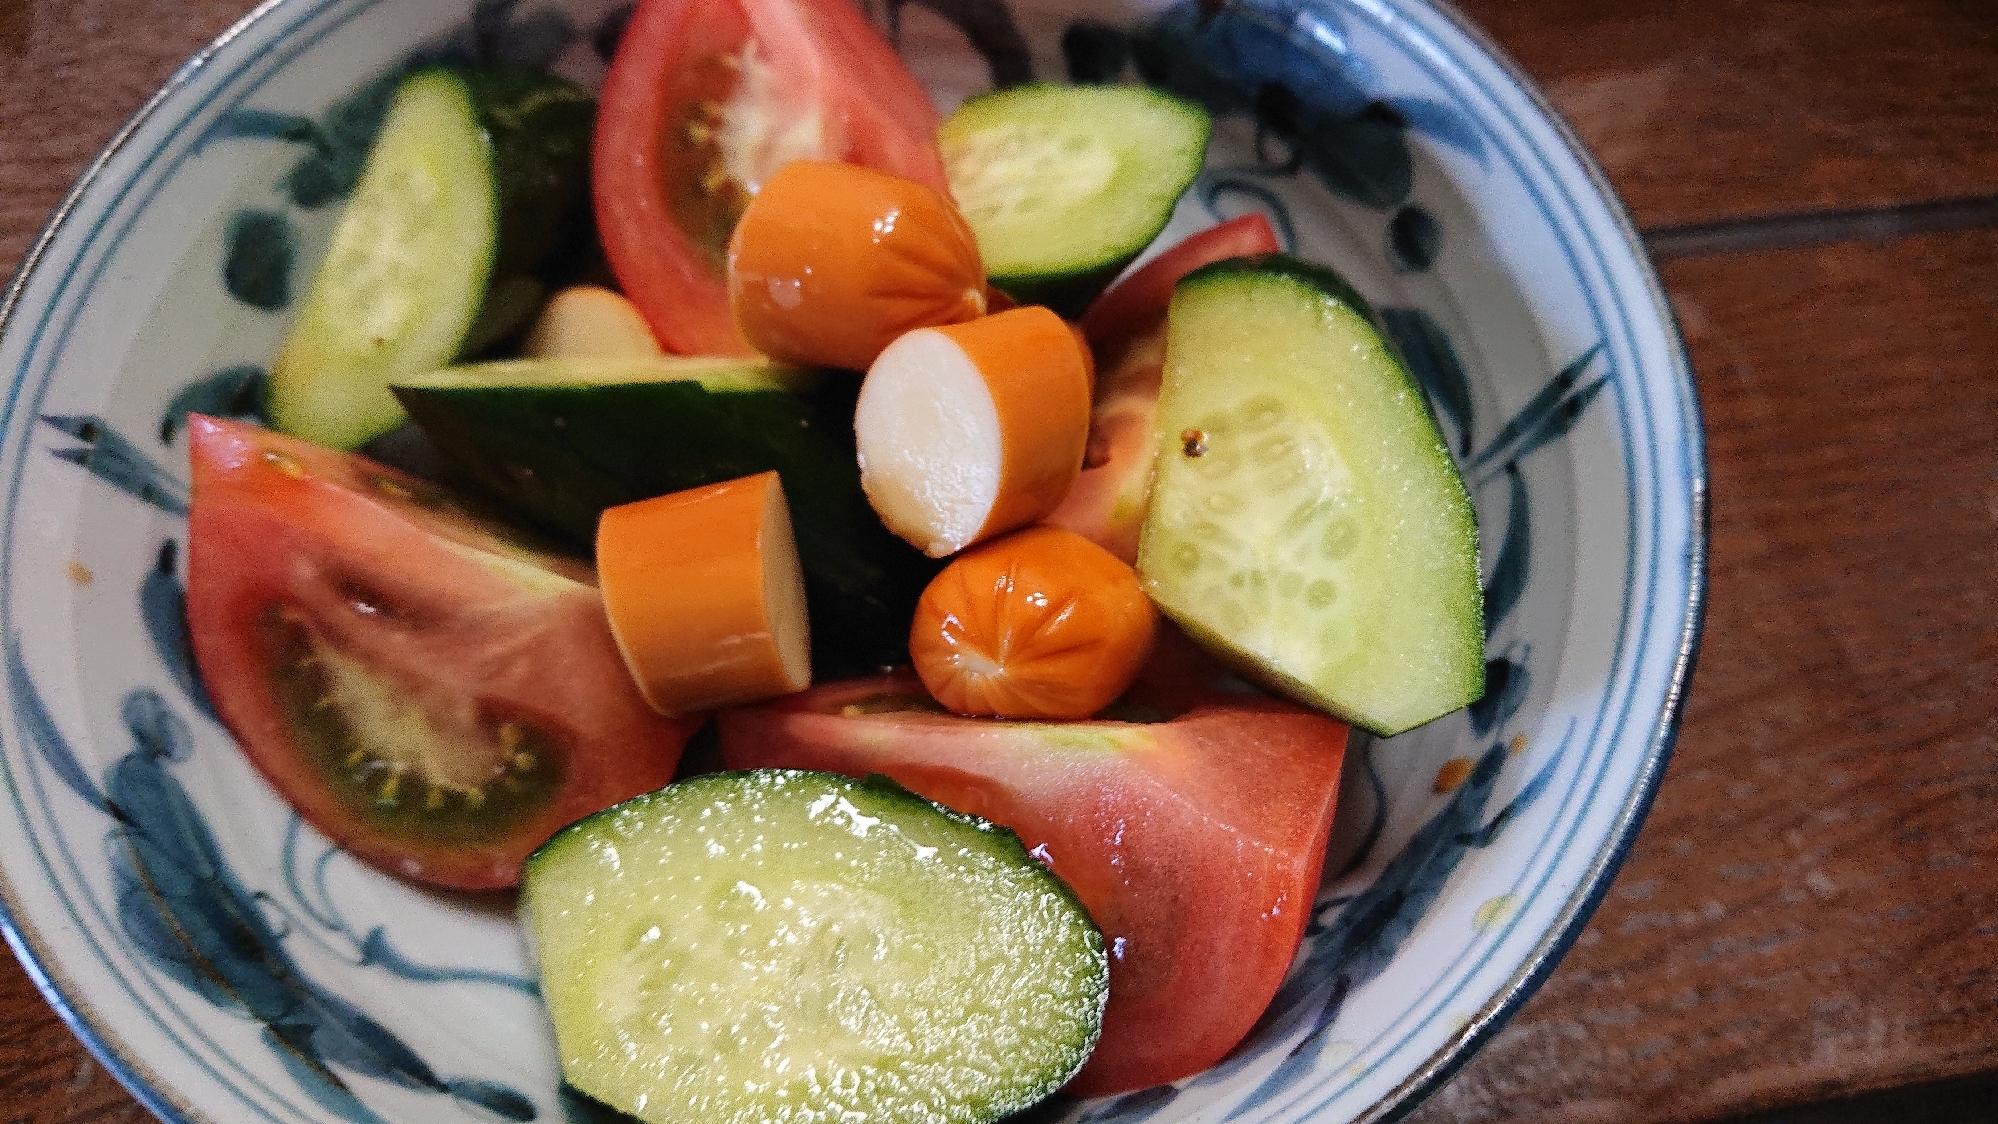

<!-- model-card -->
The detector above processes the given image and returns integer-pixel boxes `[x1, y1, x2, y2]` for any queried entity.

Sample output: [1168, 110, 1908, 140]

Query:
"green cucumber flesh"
[1136, 256, 1484, 735]
[269, 66, 593, 450]
[392, 357, 943, 678]
[522, 770, 1107, 1124]
[941, 84, 1208, 313]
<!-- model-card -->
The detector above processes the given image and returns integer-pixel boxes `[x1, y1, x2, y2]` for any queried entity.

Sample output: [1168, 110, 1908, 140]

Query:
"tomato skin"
[910, 526, 1157, 719]
[594, 0, 948, 356]
[185, 416, 701, 890]
[717, 672, 1348, 1095]
[1040, 327, 1167, 563]
[1078, 213, 1281, 358]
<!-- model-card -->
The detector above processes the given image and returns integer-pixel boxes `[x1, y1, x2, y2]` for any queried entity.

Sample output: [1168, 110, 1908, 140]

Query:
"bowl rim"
[0, 7, 303, 1120]
[0, 0, 1707, 1121]
[1347, 0, 1707, 1116]
[1336, 1, 1706, 1117]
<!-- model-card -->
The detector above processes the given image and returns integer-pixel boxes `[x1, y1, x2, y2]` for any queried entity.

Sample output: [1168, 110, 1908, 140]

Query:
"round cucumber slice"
[1136, 256, 1484, 736]
[941, 84, 1208, 313]
[521, 770, 1107, 1124]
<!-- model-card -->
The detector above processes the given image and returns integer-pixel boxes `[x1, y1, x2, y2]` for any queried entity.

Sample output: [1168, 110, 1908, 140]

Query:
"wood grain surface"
[1406, 228, 1998, 1123]
[2, 3, 246, 1121]
[1, 1, 1995, 1122]
[1453, 0, 1998, 230]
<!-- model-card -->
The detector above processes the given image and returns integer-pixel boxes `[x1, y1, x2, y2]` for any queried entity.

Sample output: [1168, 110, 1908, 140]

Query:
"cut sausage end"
[857, 307, 1092, 558]
[855, 328, 1004, 557]
[760, 482, 813, 694]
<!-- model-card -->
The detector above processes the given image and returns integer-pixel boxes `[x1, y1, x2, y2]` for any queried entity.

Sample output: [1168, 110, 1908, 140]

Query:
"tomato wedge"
[184, 416, 702, 889]
[717, 672, 1348, 1095]
[595, 0, 948, 356]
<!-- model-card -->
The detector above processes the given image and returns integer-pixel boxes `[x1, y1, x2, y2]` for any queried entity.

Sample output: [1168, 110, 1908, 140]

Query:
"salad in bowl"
[0, 0, 1703, 1122]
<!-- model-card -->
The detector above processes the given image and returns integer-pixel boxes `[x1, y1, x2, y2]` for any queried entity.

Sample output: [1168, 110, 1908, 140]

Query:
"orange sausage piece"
[522, 285, 665, 359]
[909, 525, 1159, 719]
[596, 471, 810, 716]
[855, 305, 1092, 557]
[728, 159, 987, 371]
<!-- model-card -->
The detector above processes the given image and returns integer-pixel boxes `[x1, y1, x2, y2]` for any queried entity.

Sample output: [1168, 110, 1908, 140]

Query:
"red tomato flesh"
[594, 0, 948, 356]
[1041, 327, 1169, 563]
[184, 416, 702, 890]
[717, 671, 1348, 1095]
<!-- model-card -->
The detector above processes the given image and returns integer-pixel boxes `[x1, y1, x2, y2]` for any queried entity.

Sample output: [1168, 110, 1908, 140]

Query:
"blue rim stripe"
[0, 0, 410, 1120]
[1267, 0, 1701, 1119]
[1217, 0, 1693, 1114]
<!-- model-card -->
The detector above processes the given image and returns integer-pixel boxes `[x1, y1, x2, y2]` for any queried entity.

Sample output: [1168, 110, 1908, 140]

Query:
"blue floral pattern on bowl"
[0, 1, 1703, 1122]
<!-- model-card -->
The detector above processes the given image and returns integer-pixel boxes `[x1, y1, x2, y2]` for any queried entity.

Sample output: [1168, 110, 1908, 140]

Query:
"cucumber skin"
[523, 769, 1107, 1124]
[993, 261, 1123, 322]
[1182, 254, 1377, 327]
[1145, 255, 1485, 735]
[450, 65, 597, 355]
[943, 85, 1210, 316]
[269, 65, 595, 449]
[530, 770, 1059, 889]
[394, 372, 942, 679]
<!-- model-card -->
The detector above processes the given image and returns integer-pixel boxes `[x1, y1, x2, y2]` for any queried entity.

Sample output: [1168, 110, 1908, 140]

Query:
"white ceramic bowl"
[0, 1, 1703, 1121]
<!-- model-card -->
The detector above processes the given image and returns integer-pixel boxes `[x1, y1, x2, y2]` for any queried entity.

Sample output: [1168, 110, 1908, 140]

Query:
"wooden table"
[2, 1, 1994, 1121]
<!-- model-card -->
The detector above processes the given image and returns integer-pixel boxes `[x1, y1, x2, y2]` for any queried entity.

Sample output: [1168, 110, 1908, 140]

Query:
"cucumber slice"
[522, 770, 1107, 1124]
[1136, 256, 1484, 735]
[392, 357, 943, 679]
[941, 84, 1208, 314]
[269, 66, 594, 449]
